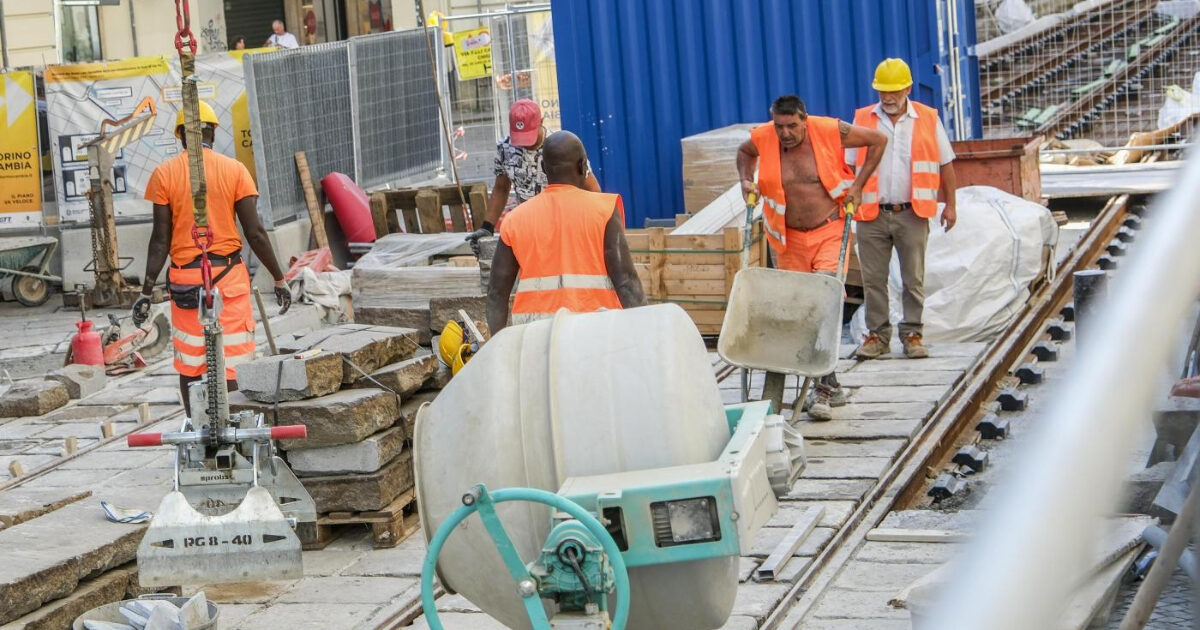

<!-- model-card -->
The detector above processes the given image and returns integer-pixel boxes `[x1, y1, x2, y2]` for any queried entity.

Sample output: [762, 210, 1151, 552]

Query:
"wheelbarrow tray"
[0, 236, 57, 274]
[718, 267, 843, 377]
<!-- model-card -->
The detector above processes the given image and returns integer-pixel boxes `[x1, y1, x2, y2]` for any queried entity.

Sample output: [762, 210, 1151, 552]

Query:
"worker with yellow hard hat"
[846, 58, 959, 362]
[132, 101, 291, 417]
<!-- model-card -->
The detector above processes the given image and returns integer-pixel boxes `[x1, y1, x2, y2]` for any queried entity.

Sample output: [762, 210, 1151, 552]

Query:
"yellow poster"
[44, 56, 171, 83]
[454, 27, 493, 81]
[0, 71, 42, 217]
[527, 13, 561, 132]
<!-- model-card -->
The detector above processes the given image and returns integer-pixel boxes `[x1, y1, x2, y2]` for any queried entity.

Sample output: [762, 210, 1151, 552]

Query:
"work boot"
[807, 385, 838, 421]
[903, 332, 930, 359]
[854, 333, 889, 360]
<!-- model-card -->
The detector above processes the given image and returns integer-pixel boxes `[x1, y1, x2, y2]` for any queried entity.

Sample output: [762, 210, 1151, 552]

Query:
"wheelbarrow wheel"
[13, 266, 51, 307]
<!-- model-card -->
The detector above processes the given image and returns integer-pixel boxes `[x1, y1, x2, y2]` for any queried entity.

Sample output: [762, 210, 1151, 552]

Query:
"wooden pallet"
[300, 489, 418, 550]
[369, 183, 488, 236]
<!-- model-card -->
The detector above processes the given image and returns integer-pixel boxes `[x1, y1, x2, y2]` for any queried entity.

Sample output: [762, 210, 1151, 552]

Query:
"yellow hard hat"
[438, 320, 464, 367]
[174, 101, 220, 138]
[450, 343, 469, 376]
[872, 58, 913, 92]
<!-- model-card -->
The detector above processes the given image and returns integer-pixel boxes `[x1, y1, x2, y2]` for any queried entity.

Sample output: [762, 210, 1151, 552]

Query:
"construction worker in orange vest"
[487, 130, 645, 333]
[131, 101, 291, 417]
[737, 94, 887, 420]
[847, 58, 958, 361]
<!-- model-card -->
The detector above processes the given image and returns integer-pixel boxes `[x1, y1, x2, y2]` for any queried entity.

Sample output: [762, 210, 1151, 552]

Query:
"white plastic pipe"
[926, 151, 1200, 629]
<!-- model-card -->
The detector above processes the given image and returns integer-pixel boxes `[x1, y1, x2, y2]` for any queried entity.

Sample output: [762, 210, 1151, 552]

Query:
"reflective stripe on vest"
[172, 329, 254, 347]
[516, 274, 615, 293]
[853, 101, 943, 221]
[751, 117, 857, 252]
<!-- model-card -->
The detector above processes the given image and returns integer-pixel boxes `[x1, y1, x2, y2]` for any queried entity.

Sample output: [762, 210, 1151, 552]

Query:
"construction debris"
[0, 380, 70, 417]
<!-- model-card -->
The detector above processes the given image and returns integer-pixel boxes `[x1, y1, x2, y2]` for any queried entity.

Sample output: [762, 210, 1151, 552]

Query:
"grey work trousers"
[856, 207, 930, 343]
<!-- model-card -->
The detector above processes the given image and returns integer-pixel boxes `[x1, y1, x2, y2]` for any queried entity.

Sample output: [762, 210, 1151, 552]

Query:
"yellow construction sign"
[0, 71, 42, 222]
[454, 27, 493, 80]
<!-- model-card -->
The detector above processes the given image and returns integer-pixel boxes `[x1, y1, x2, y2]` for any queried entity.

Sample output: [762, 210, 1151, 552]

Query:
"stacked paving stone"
[0, 364, 108, 419]
[231, 324, 451, 516]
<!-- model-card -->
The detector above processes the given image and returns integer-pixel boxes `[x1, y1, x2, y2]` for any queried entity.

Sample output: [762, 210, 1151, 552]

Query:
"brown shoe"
[854, 333, 889, 360]
[903, 333, 930, 359]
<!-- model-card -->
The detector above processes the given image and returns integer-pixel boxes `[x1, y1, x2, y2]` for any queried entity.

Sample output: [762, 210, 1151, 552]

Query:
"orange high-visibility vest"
[499, 184, 625, 325]
[853, 101, 942, 221]
[168, 262, 256, 379]
[751, 116, 857, 252]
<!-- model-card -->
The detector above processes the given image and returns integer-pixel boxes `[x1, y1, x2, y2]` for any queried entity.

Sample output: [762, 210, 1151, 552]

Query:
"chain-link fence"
[245, 27, 446, 226]
[440, 5, 556, 184]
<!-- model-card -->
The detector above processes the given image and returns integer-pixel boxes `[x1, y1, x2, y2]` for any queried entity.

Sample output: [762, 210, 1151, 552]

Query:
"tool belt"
[169, 252, 242, 310]
[880, 202, 913, 213]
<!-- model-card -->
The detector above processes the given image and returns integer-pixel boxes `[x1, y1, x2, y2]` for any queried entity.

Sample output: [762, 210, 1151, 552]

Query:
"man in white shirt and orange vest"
[847, 59, 958, 361]
[487, 131, 645, 333]
[737, 95, 887, 420]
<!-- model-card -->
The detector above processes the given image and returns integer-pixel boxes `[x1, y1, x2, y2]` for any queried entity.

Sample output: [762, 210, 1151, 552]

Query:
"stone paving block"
[205, 603, 263, 628]
[232, 602, 383, 630]
[800, 457, 892, 479]
[738, 556, 758, 582]
[428, 295, 487, 333]
[0, 418, 52, 439]
[400, 391, 439, 440]
[853, 541, 961, 565]
[771, 554, 814, 583]
[22, 437, 98, 455]
[46, 364, 107, 399]
[58, 449, 163, 470]
[409, 612, 510, 630]
[804, 439, 907, 459]
[837, 370, 963, 388]
[0, 500, 145, 623]
[718, 614, 760, 630]
[787, 478, 874, 501]
[0, 438, 38, 455]
[355, 352, 438, 398]
[0, 453, 57, 478]
[28, 420, 104, 439]
[436, 593, 483, 613]
[235, 351, 344, 402]
[107, 404, 180, 425]
[0, 488, 90, 529]
[276, 576, 417, 604]
[341, 546, 426, 578]
[318, 328, 422, 384]
[0, 564, 134, 630]
[802, 619, 912, 630]
[288, 425, 406, 476]
[302, 449, 413, 513]
[39, 404, 127, 423]
[80, 387, 180, 406]
[767, 501, 856, 529]
[424, 362, 452, 390]
[0, 380, 68, 418]
[830, 402, 935, 420]
[229, 389, 398, 449]
[848, 385, 949, 405]
[832, 561, 935, 592]
[730, 582, 791, 621]
[809, 588, 908, 620]
[352, 307, 432, 345]
[19, 468, 126, 489]
[853, 356, 976, 373]
[800, 419, 921, 441]
[194, 580, 298, 604]
[278, 327, 344, 354]
[299, 549, 363, 577]
[750, 526, 835, 558]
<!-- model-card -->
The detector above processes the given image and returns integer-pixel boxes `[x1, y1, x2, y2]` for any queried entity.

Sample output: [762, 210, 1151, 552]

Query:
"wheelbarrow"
[0, 236, 61, 307]
[718, 202, 855, 414]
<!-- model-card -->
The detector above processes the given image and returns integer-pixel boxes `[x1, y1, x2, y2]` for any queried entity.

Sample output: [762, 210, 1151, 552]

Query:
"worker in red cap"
[466, 99, 602, 248]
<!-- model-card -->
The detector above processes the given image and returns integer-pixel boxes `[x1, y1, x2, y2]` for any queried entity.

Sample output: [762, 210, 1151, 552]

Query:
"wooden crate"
[951, 136, 1043, 202]
[625, 222, 766, 335]
[369, 183, 488, 236]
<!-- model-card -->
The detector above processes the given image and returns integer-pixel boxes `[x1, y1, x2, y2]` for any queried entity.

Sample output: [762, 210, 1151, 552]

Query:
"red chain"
[174, 0, 196, 55]
[191, 226, 215, 308]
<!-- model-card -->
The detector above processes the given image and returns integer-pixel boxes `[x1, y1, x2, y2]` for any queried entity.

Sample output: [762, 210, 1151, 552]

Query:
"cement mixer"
[415, 304, 805, 629]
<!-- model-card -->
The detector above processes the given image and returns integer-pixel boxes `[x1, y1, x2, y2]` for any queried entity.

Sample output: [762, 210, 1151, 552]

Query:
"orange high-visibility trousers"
[168, 261, 256, 379]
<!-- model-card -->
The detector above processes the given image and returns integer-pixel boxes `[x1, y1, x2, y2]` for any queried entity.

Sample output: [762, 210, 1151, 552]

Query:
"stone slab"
[352, 307, 432, 345]
[354, 352, 438, 398]
[0, 454, 57, 479]
[317, 328, 421, 384]
[341, 546, 426, 578]
[0, 501, 145, 623]
[837, 370, 962, 388]
[400, 391, 439, 440]
[767, 501, 856, 529]
[830, 402, 935, 421]
[235, 351, 344, 403]
[46, 365, 107, 400]
[800, 457, 892, 479]
[771, 554, 815, 584]
[853, 541, 962, 565]
[79, 387, 180, 406]
[832, 561, 935, 592]
[848, 386, 949, 405]
[428, 296, 487, 333]
[0, 488, 91, 529]
[809, 588, 908, 620]
[804, 439, 907, 459]
[288, 426, 406, 476]
[0, 565, 134, 630]
[275, 576, 416, 604]
[302, 449, 414, 513]
[729, 582, 791, 621]
[800, 419, 921, 441]
[37, 405, 127, 423]
[852, 356, 976, 373]
[58, 449, 163, 470]
[750, 526, 835, 558]
[409, 612, 509, 630]
[232, 602, 384, 630]
[300, 549, 363, 577]
[787, 478, 874, 501]
[228, 388, 398, 449]
[718, 615, 759, 630]
[0, 381, 68, 418]
[424, 362, 452, 390]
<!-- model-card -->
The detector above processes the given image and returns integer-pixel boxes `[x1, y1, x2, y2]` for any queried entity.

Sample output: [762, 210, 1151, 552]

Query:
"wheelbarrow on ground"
[0, 236, 61, 307]
[717, 204, 854, 414]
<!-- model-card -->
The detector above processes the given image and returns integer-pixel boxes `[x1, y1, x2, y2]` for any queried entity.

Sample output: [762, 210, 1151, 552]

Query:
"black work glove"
[131, 294, 152, 327]
[274, 282, 292, 315]
[465, 221, 495, 257]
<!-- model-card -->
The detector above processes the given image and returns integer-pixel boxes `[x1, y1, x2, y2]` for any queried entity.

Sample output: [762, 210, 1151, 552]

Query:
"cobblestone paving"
[1106, 567, 1194, 629]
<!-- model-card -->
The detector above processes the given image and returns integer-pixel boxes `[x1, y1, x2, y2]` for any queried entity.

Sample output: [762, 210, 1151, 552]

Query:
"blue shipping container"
[552, 0, 979, 227]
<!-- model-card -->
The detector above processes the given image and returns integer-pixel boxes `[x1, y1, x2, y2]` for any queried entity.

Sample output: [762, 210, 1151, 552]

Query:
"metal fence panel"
[353, 29, 444, 190]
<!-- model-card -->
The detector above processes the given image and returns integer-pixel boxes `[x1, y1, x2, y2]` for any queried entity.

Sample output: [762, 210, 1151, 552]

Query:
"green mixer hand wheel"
[420, 484, 631, 630]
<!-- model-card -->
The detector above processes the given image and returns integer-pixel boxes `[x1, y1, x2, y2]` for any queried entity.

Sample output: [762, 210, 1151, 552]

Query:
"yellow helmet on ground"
[174, 101, 220, 138]
[872, 58, 913, 92]
[450, 343, 469, 376]
[439, 319, 464, 367]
